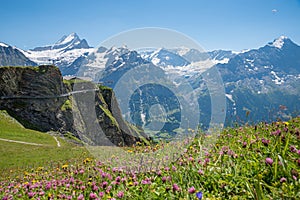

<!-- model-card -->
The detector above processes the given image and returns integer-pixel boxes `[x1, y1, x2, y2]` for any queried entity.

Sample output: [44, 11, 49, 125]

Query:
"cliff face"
[0, 65, 145, 146]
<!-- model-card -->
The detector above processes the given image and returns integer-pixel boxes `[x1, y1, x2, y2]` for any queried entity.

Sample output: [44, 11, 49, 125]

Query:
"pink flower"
[102, 181, 108, 188]
[99, 192, 104, 197]
[261, 138, 270, 146]
[89, 192, 97, 199]
[280, 177, 287, 183]
[290, 146, 297, 153]
[117, 191, 124, 198]
[28, 191, 35, 198]
[172, 183, 180, 192]
[265, 157, 273, 165]
[188, 186, 196, 194]
[198, 169, 204, 175]
[272, 130, 281, 136]
[172, 166, 177, 171]
[77, 194, 84, 200]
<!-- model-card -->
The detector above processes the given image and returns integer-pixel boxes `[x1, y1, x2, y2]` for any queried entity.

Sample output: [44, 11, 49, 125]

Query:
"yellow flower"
[84, 157, 92, 164]
[284, 122, 289, 126]
[62, 164, 69, 170]
[37, 167, 44, 171]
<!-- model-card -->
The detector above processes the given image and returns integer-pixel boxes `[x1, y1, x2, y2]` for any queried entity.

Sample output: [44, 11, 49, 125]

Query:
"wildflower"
[156, 170, 162, 176]
[290, 145, 297, 153]
[284, 122, 289, 126]
[115, 176, 121, 183]
[28, 191, 35, 198]
[117, 191, 124, 198]
[196, 191, 203, 199]
[188, 156, 194, 162]
[77, 194, 84, 200]
[261, 138, 270, 146]
[162, 176, 167, 183]
[242, 141, 247, 148]
[265, 157, 273, 165]
[92, 184, 98, 191]
[271, 130, 281, 136]
[280, 177, 287, 183]
[62, 164, 68, 170]
[99, 192, 104, 197]
[188, 186, 196, 194]
[172, 183, 180, 192]
[198, 169, 204, 175]
[89, 192, 97, 199]
[172, 166, 177, 171]
[102, 181, 108, 188]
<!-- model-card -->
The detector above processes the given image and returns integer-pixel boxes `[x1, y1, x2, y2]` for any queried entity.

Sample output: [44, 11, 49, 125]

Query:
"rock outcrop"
[0, 65, 146, 146]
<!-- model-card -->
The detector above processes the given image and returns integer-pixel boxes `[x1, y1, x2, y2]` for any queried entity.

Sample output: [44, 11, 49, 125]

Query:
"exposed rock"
[0, 65, 146, 146]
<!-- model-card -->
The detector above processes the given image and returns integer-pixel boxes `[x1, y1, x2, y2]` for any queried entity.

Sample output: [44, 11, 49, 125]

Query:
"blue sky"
[0, 0, 299, 51]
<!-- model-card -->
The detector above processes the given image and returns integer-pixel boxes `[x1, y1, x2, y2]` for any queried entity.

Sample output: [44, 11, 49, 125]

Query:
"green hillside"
[0, 110, 87, 171]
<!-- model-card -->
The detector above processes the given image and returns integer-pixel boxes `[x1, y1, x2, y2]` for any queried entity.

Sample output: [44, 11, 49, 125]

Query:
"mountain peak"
[268, 35, 290, 49]
[0, 42, 9, 48]
[31, 33, 90, 51]
[55, 32, 79, 46]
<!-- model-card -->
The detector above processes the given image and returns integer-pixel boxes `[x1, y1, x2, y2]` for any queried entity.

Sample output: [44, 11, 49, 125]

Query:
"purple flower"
[99, 192, 104, 197]
[92, 184, 98, 191]
[115, 176, 121, 182]
[242, 141, 247, 148]
[89, 192, 97, 199]
[117, 191, 124, 198]
[272, 130, 281, 136]
[162, 176, 167, 183]
[172, 183, 180, 192]
[280, 177, 287, 183]
[77, 194, 84, 200]
[156, 170, 162, 176]
[28, 192, 35, 198]
[261, 138, 270, 146]
[265, 157, 273, 165]
[196, 191, 203, 199]
[172, 165, 177, 171]
[290, 145, 297, 153]
[102, 181, 108, 188]
[198, 169, 204, 175]
[188, 186, 196, 194]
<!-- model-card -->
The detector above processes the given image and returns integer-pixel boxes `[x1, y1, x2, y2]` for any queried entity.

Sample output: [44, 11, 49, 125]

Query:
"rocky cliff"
[0, 65, 146, 146]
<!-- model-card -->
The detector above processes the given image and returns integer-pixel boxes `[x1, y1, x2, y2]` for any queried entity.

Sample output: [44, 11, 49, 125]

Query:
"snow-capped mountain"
[0, 42, 37, 66]
[211, 36, 300, 124]
[1, 34, 300, 131]
[20, 33, 93, 72]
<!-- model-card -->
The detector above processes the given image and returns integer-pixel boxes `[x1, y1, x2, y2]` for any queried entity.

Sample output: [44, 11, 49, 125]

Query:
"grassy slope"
[0, 110, 88, 172]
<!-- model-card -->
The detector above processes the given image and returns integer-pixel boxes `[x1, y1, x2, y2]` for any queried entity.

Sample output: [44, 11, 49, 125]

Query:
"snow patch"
[271, 71, 284, 85]
[212, 58, 229, 64]
[270, 36, 288, 49]
[0, 42, 9, 47]
[225, 94, 235, 103]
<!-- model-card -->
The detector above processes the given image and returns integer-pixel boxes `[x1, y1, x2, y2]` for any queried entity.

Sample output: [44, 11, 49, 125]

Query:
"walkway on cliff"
[0, 88, 99, 100]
